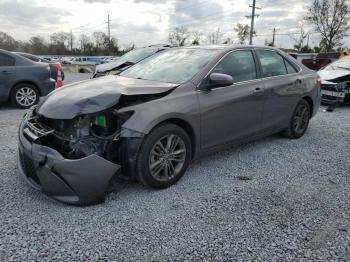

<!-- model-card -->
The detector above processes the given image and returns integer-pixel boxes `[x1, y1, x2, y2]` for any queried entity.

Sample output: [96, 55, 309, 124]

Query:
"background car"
[14, 52, 65, 82]
[0, 49, 56, 108]
[68, 56, 108, 65]
[318, 56, 350, 104]
[92, 44, 172, 78]
[18, 45, 320, 205]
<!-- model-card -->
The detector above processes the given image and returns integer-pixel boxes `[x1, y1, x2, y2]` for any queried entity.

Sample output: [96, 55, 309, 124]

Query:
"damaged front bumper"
[321, 83, 350, 104]
[18, 119, 121, 206]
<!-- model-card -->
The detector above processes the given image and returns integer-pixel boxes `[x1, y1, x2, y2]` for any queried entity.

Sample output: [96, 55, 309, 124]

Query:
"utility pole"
[246, 0, 261, 45]
[70, 29, 73, 51]
[107, 14, 111, 55]
[272, 28, 276, 47]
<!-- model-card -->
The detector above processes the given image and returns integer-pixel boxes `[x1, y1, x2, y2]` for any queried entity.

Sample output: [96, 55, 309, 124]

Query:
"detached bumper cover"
[321, 83, 350, 104]
[18, 120, 120, 205]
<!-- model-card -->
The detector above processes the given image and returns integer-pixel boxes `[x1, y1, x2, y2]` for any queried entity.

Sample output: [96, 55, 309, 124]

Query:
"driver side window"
[212, 50, 257, 83]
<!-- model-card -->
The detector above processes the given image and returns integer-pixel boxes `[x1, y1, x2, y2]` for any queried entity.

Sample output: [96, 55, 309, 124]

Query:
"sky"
[0, 0, 342, 49]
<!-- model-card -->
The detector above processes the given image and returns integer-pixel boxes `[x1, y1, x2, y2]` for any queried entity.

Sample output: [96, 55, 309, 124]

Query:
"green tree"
[234, 23, 255, 45]
[300, 45, 314, 53]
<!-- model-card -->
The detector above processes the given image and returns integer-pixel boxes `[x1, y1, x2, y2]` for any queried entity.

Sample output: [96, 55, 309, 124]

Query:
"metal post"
[249, 0, 256, 45]
[272, 28, 276, 47]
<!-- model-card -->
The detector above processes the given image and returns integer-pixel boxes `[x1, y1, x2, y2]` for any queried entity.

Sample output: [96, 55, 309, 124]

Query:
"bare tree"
[191, 31, 203, 45]
[234, 23, 254, 45]
[305, 0, 350, 51]
[289, 23, 310, 51]
[222, 37, 233, 44]
[169, 27, 191, 46]
[28, 36, 46, 54]
[109, 36, 119, 53]
[80, 34, 90, 51]
[50, 32, 70, 47]
[0, 32, 18, 51]
[208, 28, 223, 44]
[92, 31, 108, 49]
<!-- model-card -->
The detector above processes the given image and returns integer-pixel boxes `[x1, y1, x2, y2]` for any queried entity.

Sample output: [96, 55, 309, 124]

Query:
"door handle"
[1, 71, 12, 75]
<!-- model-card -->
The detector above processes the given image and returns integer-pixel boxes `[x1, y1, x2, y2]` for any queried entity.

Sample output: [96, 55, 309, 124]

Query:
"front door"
[198, 50, 265, 149]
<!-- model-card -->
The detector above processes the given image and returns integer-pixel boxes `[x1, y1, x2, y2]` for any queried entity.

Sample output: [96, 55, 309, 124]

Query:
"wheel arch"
[154, 118, 197, 160]
[9, 81, 41, 101]
[302, 96, 314, 117]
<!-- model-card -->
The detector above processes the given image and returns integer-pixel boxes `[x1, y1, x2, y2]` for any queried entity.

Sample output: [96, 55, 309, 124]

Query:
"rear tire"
[282, 99, 311, 139]
[11, 83, 39, 109]
[136, 124, 192, 188]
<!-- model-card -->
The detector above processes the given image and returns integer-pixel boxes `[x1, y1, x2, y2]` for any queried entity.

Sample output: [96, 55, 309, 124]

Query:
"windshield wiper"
[108, 61, 135, 72]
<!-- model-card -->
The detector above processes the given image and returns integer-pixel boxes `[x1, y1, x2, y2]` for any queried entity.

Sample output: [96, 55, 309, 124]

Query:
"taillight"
[47, 65, 51, 78]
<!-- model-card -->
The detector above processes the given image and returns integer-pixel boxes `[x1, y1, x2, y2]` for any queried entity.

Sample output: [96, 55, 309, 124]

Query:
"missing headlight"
[33, 109, 134, 161]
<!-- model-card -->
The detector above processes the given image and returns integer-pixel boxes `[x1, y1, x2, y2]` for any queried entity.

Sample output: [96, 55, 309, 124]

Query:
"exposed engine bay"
[24, 107, 133, 164]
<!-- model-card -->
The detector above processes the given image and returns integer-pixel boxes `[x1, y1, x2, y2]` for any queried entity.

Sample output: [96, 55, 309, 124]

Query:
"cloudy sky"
[0, 0, 340, 48]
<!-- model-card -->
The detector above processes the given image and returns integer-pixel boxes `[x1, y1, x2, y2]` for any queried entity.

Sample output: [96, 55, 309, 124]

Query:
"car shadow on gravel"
[107, 133, 289, 199]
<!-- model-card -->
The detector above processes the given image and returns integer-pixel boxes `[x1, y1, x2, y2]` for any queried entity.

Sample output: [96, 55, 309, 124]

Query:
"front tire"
[137, 124, 192, 188]
[282, 99, 311, 139]
[11, 83, 39, 109]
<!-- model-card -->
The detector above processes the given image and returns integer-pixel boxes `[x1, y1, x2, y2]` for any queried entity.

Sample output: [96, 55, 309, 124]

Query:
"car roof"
[173, 45, 282, 52]
[0, 49, 37, 65]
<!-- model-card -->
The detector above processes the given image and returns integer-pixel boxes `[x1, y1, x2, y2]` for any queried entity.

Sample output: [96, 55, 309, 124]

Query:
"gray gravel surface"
[64, 72, 92, 85]
[0, 79, 349, 261]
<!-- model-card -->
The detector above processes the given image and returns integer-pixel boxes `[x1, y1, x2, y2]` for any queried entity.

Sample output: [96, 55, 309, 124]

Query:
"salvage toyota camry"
[18, 46, 321, 205]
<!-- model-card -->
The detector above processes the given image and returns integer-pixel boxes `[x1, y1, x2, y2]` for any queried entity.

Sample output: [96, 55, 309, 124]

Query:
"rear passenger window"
[256, 50, 287, 77]
[0, 54, 15, 67]
[212, 50, 257, 83]
[285, 59, 298, 74]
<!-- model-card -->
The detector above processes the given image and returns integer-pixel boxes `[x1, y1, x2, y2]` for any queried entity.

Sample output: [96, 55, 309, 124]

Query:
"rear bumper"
[40, 78, 56, 96]
[18, 120, 121, 206]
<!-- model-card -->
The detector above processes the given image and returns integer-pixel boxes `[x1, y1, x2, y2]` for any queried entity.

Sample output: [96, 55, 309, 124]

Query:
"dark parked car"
[13, 52, 65, 82]
[92, 44, 171, 78]
[18, 46, 321, 205]
[0, 49, 56, 108]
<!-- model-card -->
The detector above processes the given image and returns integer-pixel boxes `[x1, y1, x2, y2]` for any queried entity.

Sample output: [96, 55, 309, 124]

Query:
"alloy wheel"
[15, 87, 37, 107]
[149, 134, 187, 182]
[293, 104, 309, 135]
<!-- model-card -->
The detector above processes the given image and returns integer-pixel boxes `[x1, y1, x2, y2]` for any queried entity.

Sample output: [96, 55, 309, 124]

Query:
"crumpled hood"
[318, 69, 350, 82]
[37, 75, 178, 119]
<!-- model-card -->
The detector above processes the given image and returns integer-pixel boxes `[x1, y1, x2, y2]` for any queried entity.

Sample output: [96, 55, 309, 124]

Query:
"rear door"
[0, 53, 16, 97]
[199, 49, 265, 149]
[255, 49, 302, 130]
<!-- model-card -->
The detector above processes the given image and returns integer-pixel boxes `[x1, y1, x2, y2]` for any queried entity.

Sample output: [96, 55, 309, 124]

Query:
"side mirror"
[209, 73, 234, 89]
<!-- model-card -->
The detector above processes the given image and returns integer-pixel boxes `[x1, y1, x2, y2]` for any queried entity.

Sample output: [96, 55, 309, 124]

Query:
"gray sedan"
[0, 49, 56, 108]
[18, 45, 321, 205]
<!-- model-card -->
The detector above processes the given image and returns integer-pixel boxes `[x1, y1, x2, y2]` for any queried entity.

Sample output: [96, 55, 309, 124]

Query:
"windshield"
[324, 57, 350, 71]
[119, 47, 158, 63]
[120, 48, 219, 84]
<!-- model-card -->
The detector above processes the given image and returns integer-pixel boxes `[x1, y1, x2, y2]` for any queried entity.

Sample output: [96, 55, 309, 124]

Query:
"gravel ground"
[0, 75, 349, 261]
[64, 72, 92, 84]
